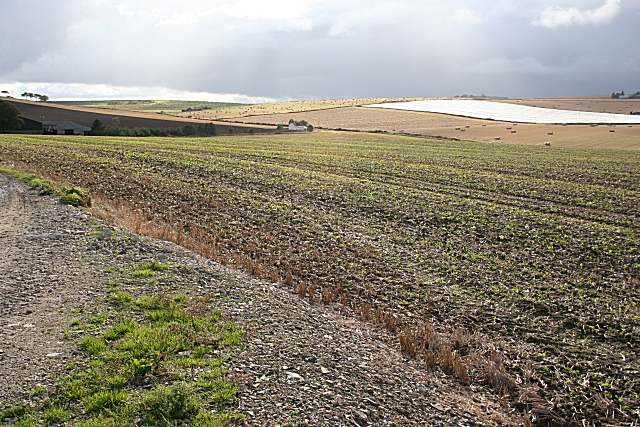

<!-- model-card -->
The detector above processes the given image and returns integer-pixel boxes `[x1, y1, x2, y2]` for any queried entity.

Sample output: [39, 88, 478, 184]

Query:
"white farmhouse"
[288, 121, 308, 131]
[42, 121, 91, 135]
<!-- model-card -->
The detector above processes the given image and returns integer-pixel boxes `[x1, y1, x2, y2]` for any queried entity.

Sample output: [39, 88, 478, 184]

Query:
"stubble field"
[1, 132, 638, 425]
[236, 106, 503, 131]
[494, 98, 640, 115]
[172, 98, 427, 120]
[234, 106, 640, 150]
[52, 98, 429, 120]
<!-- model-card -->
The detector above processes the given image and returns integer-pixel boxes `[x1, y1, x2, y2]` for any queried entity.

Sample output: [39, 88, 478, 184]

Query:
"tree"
[90, 119, 105, 135]
[0, 100, 24, 132]
[183, 124, 196, 136]
[37, 94, 49, 102]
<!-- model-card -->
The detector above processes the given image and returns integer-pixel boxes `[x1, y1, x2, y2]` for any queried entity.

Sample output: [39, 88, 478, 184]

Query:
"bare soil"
[0, 172, 518, 426]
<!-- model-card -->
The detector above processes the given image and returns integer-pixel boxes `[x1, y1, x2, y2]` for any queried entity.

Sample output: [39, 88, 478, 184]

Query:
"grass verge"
[1, 293, 244, 427]
[0, 165, 91, 207]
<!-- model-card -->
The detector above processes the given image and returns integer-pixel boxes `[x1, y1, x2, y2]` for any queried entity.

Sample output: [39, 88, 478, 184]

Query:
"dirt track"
[0, 172, 517, 426]
[0, 173, 103, 406]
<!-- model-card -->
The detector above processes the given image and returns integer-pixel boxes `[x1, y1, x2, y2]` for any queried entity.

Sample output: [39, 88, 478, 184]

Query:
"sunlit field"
[1, 132, 638, 424]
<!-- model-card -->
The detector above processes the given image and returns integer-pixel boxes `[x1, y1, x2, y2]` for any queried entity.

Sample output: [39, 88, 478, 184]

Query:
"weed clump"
[58, 186, 91, 207]
[80, 336, 108, 355]
[84, 390, 129, 413]
[0, 406, 26, 421]
[141, 384, 200, 425]
[130, 261, 170, 277]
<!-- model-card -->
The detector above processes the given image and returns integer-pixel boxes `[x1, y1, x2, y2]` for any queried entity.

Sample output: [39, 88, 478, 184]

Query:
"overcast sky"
[0, 0, 638, 101]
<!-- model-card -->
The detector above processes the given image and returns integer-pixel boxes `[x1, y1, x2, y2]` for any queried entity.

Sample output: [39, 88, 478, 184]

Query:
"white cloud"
[217, 0, 312, 22]
[0, 82, 276, 103]
[328, 2, 405, 37]
[534, 0, 621, 28]
[154, 0, 313, 29]
[448, 7, 482, 24]
[465, 57, 566, 76]
[115, 4, 130, 15]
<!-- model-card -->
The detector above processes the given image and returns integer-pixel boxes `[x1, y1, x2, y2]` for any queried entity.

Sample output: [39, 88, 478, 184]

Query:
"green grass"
[89, 312, 108, 325]
[130, 268, 154, 277]
[130, 261, 170, 277]
[0, 406, 26, 421]
[110, 290, 133, 304]
[2, 294, 242, 427]
[102, 321, 136, 340]
[43, 406, 71, 424]
[80, 336, 108, 355]
[84, 390, 129, 413]
[0, 165, 91, 207]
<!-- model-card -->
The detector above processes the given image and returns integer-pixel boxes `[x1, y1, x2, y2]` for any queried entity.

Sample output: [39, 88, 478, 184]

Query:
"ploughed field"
[1, 133, 638, 425]
[6, 98, 276, 133]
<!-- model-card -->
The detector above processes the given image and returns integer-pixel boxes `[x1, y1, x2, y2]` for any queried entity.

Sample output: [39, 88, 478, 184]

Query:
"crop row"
[1, 133, 638, 425]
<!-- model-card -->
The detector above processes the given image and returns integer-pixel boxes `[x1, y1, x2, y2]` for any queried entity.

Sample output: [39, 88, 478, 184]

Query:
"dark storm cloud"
[0, 0, 638, 100]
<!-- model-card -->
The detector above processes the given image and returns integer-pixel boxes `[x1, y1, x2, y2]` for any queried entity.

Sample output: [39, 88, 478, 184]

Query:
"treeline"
[90, 119, 218, 137]
[453, 93, 510, 100]
[21, 92, 49, 102]
[182, 106, 212, 112]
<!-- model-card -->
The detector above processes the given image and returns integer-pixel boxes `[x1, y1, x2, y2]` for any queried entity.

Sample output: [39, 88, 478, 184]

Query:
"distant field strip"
[368, 100, 640, 124]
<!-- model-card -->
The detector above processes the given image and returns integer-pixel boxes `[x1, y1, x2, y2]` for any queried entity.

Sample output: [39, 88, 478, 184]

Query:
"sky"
[0, 0, 638, 101]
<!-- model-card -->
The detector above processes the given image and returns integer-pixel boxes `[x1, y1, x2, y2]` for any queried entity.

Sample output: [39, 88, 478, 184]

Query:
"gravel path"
[0, 172, 518, 426]
[0, 174, 108, 406]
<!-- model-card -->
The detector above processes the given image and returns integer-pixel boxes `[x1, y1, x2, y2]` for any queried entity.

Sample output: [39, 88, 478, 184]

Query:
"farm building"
[18, 117, 44, 132]
[42, 120, 91, 135]
[288, 121, 308, 131]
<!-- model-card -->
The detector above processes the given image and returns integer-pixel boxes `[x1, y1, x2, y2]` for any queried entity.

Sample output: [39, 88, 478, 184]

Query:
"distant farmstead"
[288, 121, 308, 131]
[43, 121, 91, 135]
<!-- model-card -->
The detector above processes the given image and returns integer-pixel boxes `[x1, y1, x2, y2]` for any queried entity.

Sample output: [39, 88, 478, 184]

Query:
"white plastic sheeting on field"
[365, 100, 640, 124]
